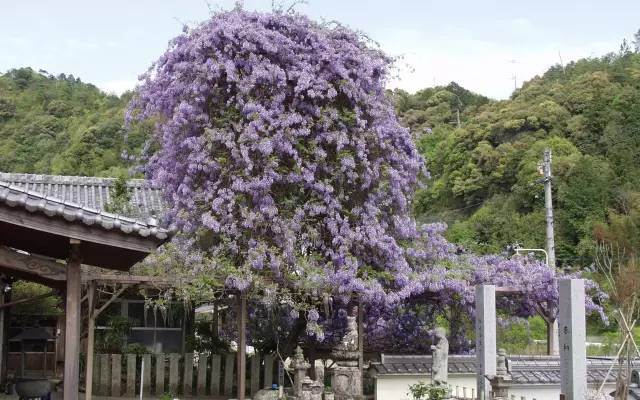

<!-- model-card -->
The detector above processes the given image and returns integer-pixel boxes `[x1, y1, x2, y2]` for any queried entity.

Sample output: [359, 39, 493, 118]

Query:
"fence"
[448, 386, 538, 400]
[88, 352, 278, 398]
[449, 385, 476, 400]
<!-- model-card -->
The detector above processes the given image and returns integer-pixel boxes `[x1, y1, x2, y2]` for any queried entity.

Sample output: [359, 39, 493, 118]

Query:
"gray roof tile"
[0, 181, 169, 241]
[0, 172, 166, 220]
[371, 354, 637, 386]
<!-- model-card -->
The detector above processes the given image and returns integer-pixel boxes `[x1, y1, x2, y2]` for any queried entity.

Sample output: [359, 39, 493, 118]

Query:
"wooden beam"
[495, 286, 521, 293]
[0, 290, 56, 310]
[0, 246, 66, 282]
[94, 284, 131, 318]
[84, 275, 176, 286]
[64, 240, 82, 400]
[0, 204, 162, 254]
[237, 293, 247, 400]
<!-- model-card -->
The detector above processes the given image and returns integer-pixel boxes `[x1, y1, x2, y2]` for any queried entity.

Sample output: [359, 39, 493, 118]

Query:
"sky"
[1, 0, 639, 99]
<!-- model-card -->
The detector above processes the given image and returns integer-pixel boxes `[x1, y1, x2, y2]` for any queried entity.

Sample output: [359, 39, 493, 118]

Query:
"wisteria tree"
[130, 7, 606, 354]
[131, 8, 425, 304]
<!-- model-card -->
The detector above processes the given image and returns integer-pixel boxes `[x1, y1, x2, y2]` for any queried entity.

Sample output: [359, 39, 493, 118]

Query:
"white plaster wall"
[507, 384, 616, 400]
[375, 376, 616, 400]
[375, 374, 476, 400]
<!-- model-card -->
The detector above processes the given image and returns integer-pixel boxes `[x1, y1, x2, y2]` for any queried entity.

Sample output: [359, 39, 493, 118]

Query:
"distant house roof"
[370, 354, 637, 386]
[0, 172, 166, 221]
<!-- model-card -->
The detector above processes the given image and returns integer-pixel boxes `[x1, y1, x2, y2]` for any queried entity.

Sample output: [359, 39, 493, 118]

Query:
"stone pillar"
[330, 313, 362, 400]
[476, 285, 496, 400]
[558, 279, 586, 400]
[292, 346, 310, 396]
[64, 239, 82, 400]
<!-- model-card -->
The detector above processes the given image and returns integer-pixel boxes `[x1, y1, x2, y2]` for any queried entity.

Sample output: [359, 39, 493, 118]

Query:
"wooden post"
[0, 279, 6, 386]
[155, 354, 165, 395]
[264, 354, 274, 389]
[237, 293, 247, 400]
[64, 239, 82, 400]
[183, 352, 194, 396]
[223, 354, 234, 397]
[211, 353, 221, 395]
[84, 281, 96, 400]
[197, 354, 208, 396]
[169, 353, 180, 393]
[126, 354, 136, 396]
[111, 354, 122, 396]
[142, 354, 151, 395]
[250, 353, 260, 396]
[99, 354, 110, 395]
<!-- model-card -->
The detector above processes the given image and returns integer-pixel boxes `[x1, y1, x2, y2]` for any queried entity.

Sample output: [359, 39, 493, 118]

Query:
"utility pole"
[542, 148, 556, 269]
[509, 59, 519, 91]
[540, 148, 559, 355]
[454, 94, 462, 128]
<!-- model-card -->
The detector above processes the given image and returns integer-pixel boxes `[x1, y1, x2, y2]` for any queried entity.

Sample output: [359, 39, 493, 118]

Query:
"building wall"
[375, 374, 476, 400]
[375, 376, 617, 400]
[506, 384, 616, 400]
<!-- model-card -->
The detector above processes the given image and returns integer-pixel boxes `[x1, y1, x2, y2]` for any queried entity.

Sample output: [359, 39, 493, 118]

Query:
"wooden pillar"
[84, 281, 96, 400]
[64, 239, 82, 400]
[237, 293, 247, 400]
[0, 278, 6, 385]
[1, 281, 10, 385]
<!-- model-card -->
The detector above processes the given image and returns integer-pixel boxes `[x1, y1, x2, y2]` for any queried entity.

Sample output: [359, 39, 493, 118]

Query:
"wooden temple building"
[0, 172, 170, 399]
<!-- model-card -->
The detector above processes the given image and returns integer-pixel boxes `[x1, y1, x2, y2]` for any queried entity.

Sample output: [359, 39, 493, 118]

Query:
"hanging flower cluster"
[130, 8, 425, 304]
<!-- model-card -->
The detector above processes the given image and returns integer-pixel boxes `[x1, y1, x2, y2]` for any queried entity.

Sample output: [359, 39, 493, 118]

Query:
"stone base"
[330, 365, 363, 400]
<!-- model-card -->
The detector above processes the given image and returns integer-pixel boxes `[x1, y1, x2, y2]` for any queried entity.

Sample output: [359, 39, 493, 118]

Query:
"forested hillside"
[0, 67, 147, 176]
[2, 43, 640, 270]
[399, 45, 640, 268]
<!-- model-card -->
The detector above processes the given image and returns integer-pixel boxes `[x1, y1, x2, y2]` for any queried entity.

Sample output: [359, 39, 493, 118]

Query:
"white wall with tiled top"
[375, 374, 476, 400]
[374, 375, 616, 400]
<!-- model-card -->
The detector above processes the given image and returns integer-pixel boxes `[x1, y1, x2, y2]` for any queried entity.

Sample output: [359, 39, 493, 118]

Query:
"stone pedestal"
[330, 361, 362, 400]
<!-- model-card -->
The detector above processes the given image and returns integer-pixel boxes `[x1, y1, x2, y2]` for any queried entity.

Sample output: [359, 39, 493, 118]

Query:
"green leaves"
[0, 69, 140, 176]
[404, 50, 640, 268]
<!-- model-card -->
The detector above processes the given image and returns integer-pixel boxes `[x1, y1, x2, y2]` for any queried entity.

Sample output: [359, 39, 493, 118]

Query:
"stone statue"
[431, 327, 449, 386]
[338, 312, 358, 352]
[314, 359, 325, 388]
[330, 308, 362, 400]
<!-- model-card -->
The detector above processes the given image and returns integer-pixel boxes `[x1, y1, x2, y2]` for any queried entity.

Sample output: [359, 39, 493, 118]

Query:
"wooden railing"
[88, 352, 278, 398]
[449, 385, 476, 400]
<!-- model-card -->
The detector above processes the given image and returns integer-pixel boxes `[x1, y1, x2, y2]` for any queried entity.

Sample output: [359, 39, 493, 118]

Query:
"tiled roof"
[371, 354, 637, 386]
[0, 172, 166, 221]
[0, 181, 169, 241]
[371, 355, 476, 376]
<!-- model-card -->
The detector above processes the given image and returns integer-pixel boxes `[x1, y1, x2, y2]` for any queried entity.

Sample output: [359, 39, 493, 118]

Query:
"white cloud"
[379, 26, 621, 99]
[96, 79, 138, 95]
